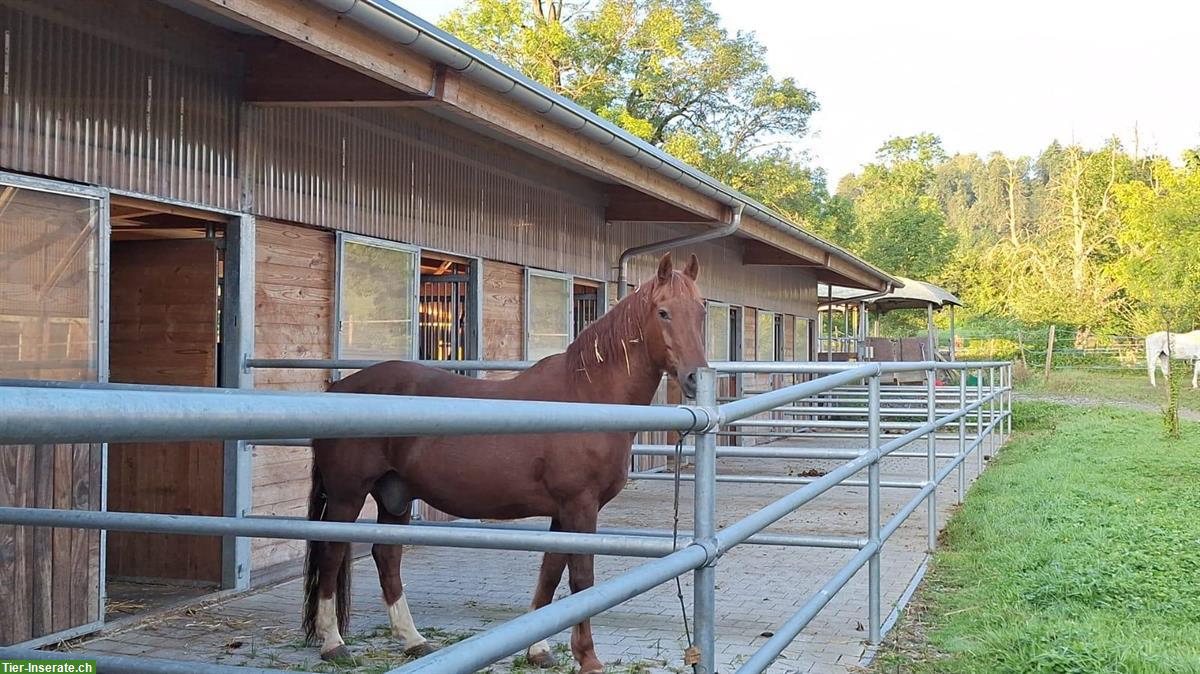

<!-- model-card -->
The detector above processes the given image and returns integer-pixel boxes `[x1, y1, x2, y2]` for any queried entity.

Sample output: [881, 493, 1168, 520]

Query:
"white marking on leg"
[528, 639, 551, 659]
[387, 594, 426, 649]
[316, 597, 344, 654]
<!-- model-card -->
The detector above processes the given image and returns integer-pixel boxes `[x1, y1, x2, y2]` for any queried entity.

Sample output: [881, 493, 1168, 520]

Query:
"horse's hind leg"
[315, 496, 365, 661]
[372, 479, 434, 657]
[526, 518, 567, 668]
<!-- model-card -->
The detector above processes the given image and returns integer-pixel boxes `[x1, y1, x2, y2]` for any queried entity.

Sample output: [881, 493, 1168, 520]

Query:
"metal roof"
[308, 0, 896, 289]
[818, 277, 961, 312]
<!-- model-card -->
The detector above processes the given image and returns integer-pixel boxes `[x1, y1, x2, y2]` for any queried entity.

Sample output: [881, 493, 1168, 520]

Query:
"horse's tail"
[302, 459, 352, 645]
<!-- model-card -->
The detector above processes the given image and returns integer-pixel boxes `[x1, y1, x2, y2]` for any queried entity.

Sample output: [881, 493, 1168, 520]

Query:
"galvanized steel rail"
[0, 358, 1012, 674]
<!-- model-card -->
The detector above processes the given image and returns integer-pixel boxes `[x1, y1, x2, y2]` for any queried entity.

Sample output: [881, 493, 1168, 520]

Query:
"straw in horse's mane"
[565, 281, 653, 381]
[564, 271, 700, 382]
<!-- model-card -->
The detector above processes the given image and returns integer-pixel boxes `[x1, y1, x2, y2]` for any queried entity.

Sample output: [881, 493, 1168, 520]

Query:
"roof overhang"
[819, 277, 961, 312]
[177, 0, 895, 292]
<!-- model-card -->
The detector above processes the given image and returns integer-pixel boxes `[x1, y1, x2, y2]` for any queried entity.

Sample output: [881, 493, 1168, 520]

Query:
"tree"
[1114, 157, 1200, 334]
[837, 135, 956, 280]
[441, 0, 822, 218]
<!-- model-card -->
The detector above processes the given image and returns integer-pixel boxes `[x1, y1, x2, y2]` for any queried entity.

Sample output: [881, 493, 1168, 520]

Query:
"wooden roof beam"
[604, 185, 714, 223]
[739, 217, 887, 291]
[240, 37, 435, 107]
[742, 239, 824, 266]
[188, 0, 728, 223]
[185, 0, 887, 290]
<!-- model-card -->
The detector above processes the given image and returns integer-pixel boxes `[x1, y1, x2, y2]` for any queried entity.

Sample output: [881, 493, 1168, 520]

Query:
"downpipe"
[616, 204, 744, 298]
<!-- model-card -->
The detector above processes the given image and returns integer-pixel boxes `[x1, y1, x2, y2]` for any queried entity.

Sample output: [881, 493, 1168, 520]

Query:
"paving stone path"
[71, 435, 992, 674]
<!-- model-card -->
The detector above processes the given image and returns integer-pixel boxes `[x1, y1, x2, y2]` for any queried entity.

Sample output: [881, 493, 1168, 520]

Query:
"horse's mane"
[563, 271, 698, 382]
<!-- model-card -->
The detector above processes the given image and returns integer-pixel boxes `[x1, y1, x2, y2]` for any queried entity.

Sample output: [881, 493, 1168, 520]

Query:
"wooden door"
[107, 239, 222, 584]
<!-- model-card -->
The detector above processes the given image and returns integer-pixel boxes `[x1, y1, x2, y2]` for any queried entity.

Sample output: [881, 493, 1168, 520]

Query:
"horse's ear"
[656, 252, 673, 282]
[684, 254, 700, 281]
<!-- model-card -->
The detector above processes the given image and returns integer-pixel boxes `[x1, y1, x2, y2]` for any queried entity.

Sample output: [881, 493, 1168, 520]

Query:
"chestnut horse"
[302, 253, 708, 673]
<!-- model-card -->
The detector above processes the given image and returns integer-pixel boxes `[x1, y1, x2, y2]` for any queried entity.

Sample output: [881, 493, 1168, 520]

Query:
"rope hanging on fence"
[670, 429, 700, 670]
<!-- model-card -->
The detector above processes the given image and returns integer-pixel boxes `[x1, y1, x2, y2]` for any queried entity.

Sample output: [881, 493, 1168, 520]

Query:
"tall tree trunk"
[1068, 151, 1087, 295]
[1005, 160, 1021, 245]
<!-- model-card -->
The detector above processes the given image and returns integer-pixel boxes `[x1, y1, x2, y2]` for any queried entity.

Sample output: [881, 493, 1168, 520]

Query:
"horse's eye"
[658, 309, 670, 320]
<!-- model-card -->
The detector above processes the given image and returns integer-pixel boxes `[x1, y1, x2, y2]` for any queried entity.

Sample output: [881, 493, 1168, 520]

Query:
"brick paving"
[70, 434, 998, 674]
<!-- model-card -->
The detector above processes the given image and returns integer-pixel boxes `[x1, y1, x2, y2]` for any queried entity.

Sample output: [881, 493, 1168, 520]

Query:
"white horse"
[1146, 330, 1200, 388]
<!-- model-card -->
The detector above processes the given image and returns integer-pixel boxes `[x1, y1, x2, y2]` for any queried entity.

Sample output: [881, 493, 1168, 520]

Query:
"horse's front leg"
[525, 518, 567, 667]
[562, 505, 603, 674]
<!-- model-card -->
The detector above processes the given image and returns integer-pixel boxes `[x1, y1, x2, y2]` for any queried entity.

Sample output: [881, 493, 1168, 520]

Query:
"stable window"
[419, 253, 477, 361]
[572, 279, 605, 338]
[0, 179, 103, 382]
[794, 317, 811, 361]
[526, 269, 572, 360]
[337, 235, 418, 360]
[774, 314, 785, 361]
[0, 320, 20, 361]
[706, 302, 730, 361]
[729, 306, 742, 360]
[756, 310, 776, 362]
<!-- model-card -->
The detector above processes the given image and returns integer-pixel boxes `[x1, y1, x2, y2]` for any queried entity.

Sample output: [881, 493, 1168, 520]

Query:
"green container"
[966, 374, 979, 386]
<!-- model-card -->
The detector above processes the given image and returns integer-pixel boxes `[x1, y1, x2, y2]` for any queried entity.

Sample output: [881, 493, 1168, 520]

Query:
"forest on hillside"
[441, 0, 1200, 338]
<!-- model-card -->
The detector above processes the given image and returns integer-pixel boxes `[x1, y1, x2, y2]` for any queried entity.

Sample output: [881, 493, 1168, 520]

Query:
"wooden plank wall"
[0, 187, 102, 644]
[107, 239, 222, 583]
[250, 220, 338, 577]
[0, 444, 100, 645]
[481, 260, 523, 366]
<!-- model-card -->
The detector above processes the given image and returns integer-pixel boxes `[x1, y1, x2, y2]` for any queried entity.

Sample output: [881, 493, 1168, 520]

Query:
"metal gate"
[420, 271, 470, 362]
[572, 284, 600, 337]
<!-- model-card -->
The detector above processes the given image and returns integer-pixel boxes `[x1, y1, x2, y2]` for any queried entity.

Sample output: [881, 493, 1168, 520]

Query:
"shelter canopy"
[818, 277, 961, 314]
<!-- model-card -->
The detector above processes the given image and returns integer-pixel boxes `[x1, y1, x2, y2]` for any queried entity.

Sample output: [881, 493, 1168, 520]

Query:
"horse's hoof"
[403, 641, 439, 658]
[527, 649, 558, 668]
[320, 644, 353, 662]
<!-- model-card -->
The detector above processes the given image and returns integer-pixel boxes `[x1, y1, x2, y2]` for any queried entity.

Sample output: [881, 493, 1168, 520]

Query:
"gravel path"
[1013, 392, 1200, 421]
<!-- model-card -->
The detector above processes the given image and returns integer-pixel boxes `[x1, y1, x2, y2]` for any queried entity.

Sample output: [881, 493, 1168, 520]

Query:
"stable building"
[0, 0, 892, 647]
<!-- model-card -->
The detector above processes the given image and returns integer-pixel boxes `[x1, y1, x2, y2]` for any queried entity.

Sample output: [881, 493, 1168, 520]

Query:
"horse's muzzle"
[680, 370, 698, 399]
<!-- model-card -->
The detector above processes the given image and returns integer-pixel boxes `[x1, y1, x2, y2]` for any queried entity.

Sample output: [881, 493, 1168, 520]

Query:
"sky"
[401, 0, 1200, 186]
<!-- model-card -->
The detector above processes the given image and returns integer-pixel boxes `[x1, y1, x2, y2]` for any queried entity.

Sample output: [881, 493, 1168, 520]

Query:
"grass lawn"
[1017, 367, 1200, 413]
[873, 402, 1200, 674]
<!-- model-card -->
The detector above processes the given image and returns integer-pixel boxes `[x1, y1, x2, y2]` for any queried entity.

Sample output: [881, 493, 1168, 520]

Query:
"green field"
[874, 402, 1200, 673]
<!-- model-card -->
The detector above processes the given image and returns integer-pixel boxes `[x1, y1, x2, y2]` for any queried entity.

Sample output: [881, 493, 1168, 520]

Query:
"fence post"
[1006, 363, 1013, 436]
[867, 374, 882, 645]
[976, 367, 985, 472]
[1043, 325, 1056, 379]
[957, 368, 966, 504]
[926, 367, 937, 552]
[693, 368, 718, 674]
[989, 366, 997, 453]
[220, 213, 255, 591]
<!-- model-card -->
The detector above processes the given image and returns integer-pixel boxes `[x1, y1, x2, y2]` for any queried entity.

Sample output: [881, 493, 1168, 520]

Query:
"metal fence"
[955, 331, 1148, 372]
[0, 358, 1012, 674]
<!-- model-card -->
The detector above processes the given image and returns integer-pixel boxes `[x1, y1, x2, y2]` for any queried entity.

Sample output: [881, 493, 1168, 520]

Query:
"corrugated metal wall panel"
[252, 107, 611, 279]
[252, 106, 816, 317]
[0, 0, 241, 210]
[613, 223, 818, 317]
